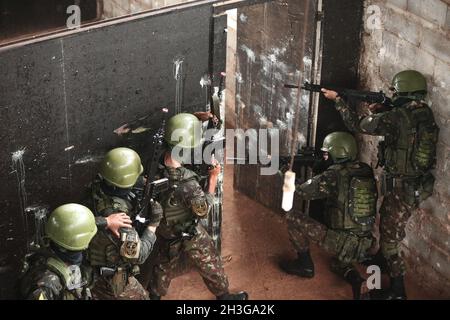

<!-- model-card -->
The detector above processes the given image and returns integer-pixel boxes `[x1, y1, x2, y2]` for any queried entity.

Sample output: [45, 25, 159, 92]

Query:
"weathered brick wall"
[359, 0, 450, 297]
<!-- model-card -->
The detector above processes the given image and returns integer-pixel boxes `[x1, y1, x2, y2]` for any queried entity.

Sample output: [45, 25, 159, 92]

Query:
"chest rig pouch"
[326, 163, 377, 233]
[46, 257, 91, 300]
[88, 183, 140, 297]
[159, 167, 201, 236]
[383, 102, 438, 176]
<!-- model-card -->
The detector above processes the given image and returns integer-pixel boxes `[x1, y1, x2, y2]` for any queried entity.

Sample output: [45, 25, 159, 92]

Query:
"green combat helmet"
[321, 132, 358, 162]
[45, 204, 97, 251]
[391, 70, 427, 101]
[165, 113, 202, 149]
[99, 147, 144, 188]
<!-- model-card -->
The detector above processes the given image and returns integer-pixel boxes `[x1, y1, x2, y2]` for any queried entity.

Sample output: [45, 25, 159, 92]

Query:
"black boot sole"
[280, 264, 315, 278]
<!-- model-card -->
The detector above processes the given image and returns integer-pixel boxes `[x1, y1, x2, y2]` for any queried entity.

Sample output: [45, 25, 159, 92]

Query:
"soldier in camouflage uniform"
[322, 70, 439, 299]
[20, 204, 97, 300]
[146, 113, 248, 300]
[280, 132, 378, 300]
[87, 147, 163, 300]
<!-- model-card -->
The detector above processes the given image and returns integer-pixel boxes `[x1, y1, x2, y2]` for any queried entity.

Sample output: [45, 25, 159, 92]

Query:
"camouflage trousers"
[379, 191, 415, 278]
[149, 225, 229, 297]
[91, 274, 149, 300]
[286, 211, 373, 276]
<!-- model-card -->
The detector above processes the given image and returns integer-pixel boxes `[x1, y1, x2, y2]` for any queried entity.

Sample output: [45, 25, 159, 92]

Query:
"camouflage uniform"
[87, 176, 156, 300]
[20, 250, 93, 300]
[335, 98, 437, 277]
[287, 161, 376, 276]
[147, 166, 229, 297]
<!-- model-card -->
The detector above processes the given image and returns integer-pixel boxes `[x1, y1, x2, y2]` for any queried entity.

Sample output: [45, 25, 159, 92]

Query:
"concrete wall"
[359, 0, 450, 297]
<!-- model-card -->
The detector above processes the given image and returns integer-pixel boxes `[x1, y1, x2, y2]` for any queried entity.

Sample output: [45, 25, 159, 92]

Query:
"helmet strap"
[393, 91, 426, 106]
[101, 180, 132, 197]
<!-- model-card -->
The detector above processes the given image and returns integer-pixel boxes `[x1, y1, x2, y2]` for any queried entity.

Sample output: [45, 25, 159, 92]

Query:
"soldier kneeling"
[280, 132, 378, 300]
[19, 204, 97, 300]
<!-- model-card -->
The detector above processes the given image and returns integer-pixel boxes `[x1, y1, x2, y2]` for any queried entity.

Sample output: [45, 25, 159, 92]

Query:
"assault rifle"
[285, 82, 394, 109]
[134, 109, 170, 233]
[186, 72, 225, 183]
[229, 147, 331, 174]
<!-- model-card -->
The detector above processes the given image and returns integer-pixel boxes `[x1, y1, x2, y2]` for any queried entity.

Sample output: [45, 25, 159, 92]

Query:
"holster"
[111, 267, 128, 297]
[99, 266, 129, 297]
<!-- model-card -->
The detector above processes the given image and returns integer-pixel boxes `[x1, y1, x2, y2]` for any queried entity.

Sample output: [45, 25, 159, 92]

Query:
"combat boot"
[361, 249, 388, 274]
[343, 269, 369, 300]
[217, 291, 249, 300]
[279, 250, 315, 278]
[149, 292, 161, 300]
[370, 276, 407, 300]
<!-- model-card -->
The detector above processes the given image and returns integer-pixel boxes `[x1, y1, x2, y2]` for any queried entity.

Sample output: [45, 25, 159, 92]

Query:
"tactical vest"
[325, 162, 377, 234]
[158, 167, 200, 237]
[20, 251, 91, 300]
[46, 257, 91, 300]
[380, 101, 438, 177]
[87, 182, 134, 268]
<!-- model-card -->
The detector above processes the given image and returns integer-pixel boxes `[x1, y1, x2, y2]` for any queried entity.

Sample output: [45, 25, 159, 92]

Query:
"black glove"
[147, 200, 163, 227]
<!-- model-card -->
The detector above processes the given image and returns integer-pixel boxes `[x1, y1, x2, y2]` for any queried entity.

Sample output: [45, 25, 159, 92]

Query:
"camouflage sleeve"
[136, 228, 157, 265]
[25, 272, 64, 300]
[335, 98, 363, 133]
[182, 179, 212, 218]
[95, 216, 108, 230]
[295, 169, 338, 200]
[359, 111, 397, 136]
[335, 98, 396, 136]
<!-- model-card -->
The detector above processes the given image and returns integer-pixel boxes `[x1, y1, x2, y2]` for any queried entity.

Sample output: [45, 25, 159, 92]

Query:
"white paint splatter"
[64, 145, 74, 151]
[276, 119, 288, 130]
[173, 57, 185, 114]
[200, 75, 211, 88]
[260, 46, 291, 77]
[252, 104, 264, 117]
[240, 45, 256, 63]
[235, 72, 244, 84]
[11, 147, 30, 251]
[258, 117, 268, 127]
[173, 58, 184, 80]
[239, 13, 248, 23]
[12, 148, 26, 162]
[74, 155, 103, 165]
[297, 133, 307, 146]
[303, 56, 312, 67]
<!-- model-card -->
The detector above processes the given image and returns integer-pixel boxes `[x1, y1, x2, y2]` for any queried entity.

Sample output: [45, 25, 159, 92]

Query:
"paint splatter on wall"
[234, 0, 317, 211]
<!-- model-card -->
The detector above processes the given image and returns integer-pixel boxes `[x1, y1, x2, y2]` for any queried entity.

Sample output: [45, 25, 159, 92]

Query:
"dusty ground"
[165, 165, 438, 300]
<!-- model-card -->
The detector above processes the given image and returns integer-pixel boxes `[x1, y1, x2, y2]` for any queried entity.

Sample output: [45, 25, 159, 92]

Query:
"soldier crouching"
[280, 132, 378, 300]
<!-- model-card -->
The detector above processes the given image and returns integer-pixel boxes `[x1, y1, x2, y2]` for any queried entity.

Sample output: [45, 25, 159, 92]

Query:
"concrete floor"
[165, 165, 437, 300]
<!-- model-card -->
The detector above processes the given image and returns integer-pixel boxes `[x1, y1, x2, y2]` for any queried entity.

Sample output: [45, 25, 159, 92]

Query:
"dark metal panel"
[0, 40, 71, 298]
[315, 0, 365, 146]
[0, 4, 213, 299]
[308, 0, 364, 224]
[62, 6, 213, 193]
